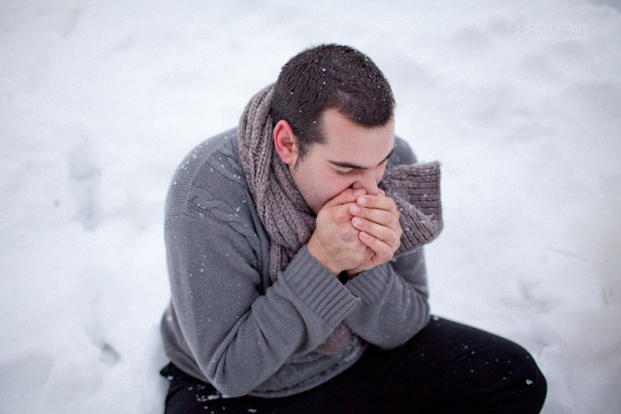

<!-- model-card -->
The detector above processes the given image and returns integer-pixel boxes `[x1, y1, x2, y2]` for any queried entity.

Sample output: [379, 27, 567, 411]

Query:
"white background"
[1, 0, 620, 412]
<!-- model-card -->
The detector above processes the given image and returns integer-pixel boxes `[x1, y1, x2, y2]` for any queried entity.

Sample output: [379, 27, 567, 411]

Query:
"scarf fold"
[238, 84, 443, 355]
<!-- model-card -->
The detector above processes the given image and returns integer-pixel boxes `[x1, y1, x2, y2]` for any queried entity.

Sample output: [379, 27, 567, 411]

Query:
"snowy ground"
[1, 0, 620, 412]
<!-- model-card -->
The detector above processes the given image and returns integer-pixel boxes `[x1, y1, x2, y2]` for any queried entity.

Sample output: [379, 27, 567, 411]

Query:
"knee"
[503, 343, 547, 412]
[522, 351, 547, 411]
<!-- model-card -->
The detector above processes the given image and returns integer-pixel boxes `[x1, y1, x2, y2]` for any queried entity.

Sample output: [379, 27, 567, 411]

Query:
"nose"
[352, 171, 379, 195]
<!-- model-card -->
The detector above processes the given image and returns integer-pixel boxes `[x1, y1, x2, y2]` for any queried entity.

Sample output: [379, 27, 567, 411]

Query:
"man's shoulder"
[185, 127, 239, 167]
[165, 127, 253, 218]
[388, 136, 418, 168]
[170, 127, 240, 185]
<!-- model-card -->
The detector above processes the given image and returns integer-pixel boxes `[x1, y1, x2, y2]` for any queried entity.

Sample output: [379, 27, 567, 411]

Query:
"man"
[159, 44, 546, 413]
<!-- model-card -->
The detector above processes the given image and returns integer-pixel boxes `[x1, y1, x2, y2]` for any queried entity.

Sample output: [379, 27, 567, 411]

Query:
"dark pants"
[160, 317, 547, 414]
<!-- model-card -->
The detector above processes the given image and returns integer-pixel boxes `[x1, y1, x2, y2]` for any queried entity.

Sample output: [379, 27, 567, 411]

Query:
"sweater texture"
[160, 128, 437, 398]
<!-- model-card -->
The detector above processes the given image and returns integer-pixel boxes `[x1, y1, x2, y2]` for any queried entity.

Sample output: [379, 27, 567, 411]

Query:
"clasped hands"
[306, 188, 402, 279]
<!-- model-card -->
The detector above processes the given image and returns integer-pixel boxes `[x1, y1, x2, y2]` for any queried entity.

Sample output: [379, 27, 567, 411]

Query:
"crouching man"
[159, 44, 546, 413]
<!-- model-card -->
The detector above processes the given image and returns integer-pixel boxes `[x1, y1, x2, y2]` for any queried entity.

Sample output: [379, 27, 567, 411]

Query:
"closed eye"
[329, 149, 393, 173]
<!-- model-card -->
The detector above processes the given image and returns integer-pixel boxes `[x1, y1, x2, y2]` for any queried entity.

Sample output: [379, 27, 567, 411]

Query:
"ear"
[273, 120, 298, 165]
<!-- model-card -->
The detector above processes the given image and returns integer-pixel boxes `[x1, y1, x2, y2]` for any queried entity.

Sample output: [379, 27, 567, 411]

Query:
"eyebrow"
[329, 148, 395, 170]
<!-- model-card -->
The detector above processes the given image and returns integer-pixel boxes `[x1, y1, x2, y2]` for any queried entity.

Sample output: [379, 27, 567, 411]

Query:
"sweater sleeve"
[343, 248, 430, 349]
[164, 211, 360, 397]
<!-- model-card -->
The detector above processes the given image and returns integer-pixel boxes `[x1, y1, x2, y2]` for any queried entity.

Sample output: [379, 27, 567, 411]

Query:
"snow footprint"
[68, 131, 102, 231]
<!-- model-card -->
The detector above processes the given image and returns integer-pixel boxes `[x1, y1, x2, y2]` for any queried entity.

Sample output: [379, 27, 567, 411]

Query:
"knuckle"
[382, 211, 394, 226]
[355, 248, 369, 261]
[383, 243, 395, 256]
[387, 199, 399, 215]
[350, 226, 360, 239]
[384, 225, 394, 237]
[335, 207, 350, 222]
[391, 217, 399, 230]
[377, 248, 392, 262]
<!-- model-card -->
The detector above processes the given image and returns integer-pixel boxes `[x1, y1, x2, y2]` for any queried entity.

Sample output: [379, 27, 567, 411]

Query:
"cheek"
[322, 174, 356, 200]
[329, 177, 353, 194]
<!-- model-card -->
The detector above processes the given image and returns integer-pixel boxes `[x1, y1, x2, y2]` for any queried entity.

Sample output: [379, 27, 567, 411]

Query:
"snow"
[1, 0, 620, 412]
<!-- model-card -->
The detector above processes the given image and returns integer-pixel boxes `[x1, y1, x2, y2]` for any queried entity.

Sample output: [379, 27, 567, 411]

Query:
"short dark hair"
[270, 44, 395, 159]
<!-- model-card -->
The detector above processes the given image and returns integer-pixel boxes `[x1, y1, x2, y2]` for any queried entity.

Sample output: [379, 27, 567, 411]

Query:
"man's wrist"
[306, 237, 341, 275]
[344, 269, 362, 280]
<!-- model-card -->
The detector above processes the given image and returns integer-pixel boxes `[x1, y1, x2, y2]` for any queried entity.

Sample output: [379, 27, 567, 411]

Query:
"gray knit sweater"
[160, 128, 431, 398]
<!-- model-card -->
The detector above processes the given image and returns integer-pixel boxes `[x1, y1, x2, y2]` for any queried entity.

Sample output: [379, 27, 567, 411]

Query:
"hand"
[345, 189, 402, 278]
[306, 188, 375, 275]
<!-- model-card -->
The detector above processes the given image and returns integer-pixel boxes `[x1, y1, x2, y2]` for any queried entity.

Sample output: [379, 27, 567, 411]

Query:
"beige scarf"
[238, 84, 443, 355]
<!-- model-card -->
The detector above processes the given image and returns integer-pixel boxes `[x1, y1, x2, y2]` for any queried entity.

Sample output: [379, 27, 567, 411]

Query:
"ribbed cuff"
[280, 245, 360, 327]
[345, 264, 391, 305]
[381, 161, 443, 257]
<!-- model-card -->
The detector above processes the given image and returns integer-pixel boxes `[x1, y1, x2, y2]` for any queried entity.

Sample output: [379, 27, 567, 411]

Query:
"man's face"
[289, 108, 395, 214]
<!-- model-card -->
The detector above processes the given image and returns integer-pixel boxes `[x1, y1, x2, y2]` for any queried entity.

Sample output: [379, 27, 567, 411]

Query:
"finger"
[358, 231, 395, 261]
[352, 216, 399, 248]
[351, 206, 400, 232]
[356, 194, 399, 217]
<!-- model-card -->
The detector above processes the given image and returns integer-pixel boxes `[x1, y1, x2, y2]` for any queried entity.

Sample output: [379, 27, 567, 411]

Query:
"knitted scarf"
[237, 84, 443, 355]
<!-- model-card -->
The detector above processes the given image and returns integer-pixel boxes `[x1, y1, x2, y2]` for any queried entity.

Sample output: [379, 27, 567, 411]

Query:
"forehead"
[312, 109, 395, 165]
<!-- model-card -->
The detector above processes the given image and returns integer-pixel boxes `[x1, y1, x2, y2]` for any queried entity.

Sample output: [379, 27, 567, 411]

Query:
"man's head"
[271, 44, 396, 214]
[270, 44, 395, 161]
